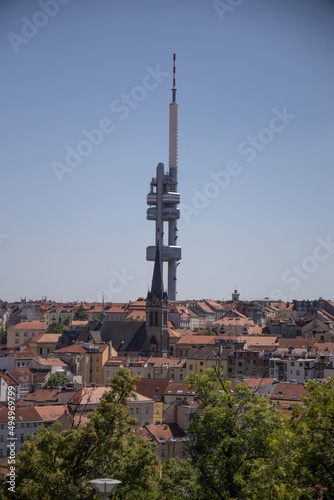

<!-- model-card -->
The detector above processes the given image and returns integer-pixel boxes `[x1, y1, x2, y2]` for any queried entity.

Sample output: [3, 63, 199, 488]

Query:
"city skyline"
[1, 0, 334, 303]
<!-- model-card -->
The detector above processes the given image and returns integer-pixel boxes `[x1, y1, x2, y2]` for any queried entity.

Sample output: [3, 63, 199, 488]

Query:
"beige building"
[174, 335, 219, 358]
[54, 345, 90, 384]
[136, 423, 189, 464]
[27, 333, 62, 356]
[186, 344, 228, 380]
[7, 320, 46, 348]
[43, 307, 74, 328]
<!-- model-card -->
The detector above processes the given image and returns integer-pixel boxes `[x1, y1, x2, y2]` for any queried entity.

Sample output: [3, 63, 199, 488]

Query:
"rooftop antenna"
[172, 53, 177, 103]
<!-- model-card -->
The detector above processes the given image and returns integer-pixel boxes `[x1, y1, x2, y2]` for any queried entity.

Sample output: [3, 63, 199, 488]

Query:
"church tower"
[145, 245, 169, 357]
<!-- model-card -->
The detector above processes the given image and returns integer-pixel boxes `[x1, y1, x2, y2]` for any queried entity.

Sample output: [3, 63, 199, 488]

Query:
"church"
[76, 246, 169, 358]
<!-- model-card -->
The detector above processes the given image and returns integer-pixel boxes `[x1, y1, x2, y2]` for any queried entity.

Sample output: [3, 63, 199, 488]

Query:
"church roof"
[147, 244, 168, 302]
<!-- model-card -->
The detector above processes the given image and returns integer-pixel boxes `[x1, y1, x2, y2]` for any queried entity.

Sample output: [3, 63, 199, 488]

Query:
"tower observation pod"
[146, 54, 181, 301]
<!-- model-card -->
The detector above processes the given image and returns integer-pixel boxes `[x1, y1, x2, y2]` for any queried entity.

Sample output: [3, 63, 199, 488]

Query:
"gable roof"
[29, 333, 61, 343]
[24, 387, 59, 403]
[6, 368, 33, 384]
[176, 335, 218, 346]
[78, 321, 147, 352]
[29, 357, 69, 367]
[144, 422, 187, 442]
[135, 378, 171, 402]
[9, 320, 46, 331]
[34, 405, 67, 422]
[270, 382, 306, 402]
[0, 406, 42, 423]
[164, 382, 196, 397]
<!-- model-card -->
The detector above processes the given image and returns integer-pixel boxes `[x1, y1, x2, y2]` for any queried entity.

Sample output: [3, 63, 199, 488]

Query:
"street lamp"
[89, 479, 121, 499]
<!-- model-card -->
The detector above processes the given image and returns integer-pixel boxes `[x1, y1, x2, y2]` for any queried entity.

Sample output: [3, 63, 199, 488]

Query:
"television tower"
[146, 54, 181, 301]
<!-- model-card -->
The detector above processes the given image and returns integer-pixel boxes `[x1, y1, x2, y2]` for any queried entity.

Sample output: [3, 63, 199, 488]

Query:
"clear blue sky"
[1, 0, 334, 303]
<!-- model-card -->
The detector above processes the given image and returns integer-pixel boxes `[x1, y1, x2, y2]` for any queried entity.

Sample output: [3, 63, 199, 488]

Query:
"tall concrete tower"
[146, 54, 181, 301]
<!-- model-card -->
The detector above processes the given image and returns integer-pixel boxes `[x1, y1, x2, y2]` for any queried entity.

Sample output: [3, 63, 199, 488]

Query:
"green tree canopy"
[291, 377, 334, 499]
[161, 368, 308, 500]
[47, 372, 70, 387]
[74, 305, 89, 321]
[1, 368, 160, 500]
[46, 321, 66, 333]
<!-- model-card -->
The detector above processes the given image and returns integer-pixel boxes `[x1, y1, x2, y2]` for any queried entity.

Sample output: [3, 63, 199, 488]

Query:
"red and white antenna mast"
[172, 53, 177, 103]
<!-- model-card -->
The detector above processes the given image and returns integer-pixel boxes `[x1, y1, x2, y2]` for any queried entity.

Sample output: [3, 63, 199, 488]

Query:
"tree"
[0, 326, 7, 345]
[47, 372, 70, 387]
[46, 321, 66, 333]
[290, 376, 334, 499]
[0, 368, 160, 500]
[63, 315, 71, 327]
[162, 368, 307, 500]
[74, 305, 89, 321]
[160, 458, 204, 499]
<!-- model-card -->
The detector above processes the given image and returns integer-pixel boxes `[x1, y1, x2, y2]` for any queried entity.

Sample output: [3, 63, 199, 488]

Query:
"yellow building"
[185, 343, 228, 380]
[7, 320, 46, 348]
[89, 344, 110, 385]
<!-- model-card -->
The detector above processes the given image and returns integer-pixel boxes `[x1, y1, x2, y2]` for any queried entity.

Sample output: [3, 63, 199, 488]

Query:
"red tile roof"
[34, 405, 67, 422]
[9, 320, 46, 331]
[6, 368, 33, 384]
[29, 333, 62, 343]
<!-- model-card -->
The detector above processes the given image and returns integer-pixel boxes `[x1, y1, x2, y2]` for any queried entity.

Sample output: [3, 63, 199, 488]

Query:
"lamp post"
[89, 479, 121, 499]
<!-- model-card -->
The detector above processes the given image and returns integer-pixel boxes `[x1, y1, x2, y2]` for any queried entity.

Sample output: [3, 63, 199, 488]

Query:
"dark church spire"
[147, 244, 167, 301]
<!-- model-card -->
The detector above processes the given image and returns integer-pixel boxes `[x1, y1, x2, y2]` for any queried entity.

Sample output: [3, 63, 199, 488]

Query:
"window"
[15, 333, 19, 337]
[200, 362, 203, 366]
[96, 357, 99, 362]
[0, 435, 3, 442]
[130, 408, 133, 414]
[136, 408, 139, 414]
[161, 450, 165, 457]
[145, 408, 149, 414]
[180, 374, 183, 381]
[96, 367, 99, 372]
[189, 365, 193, 370]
